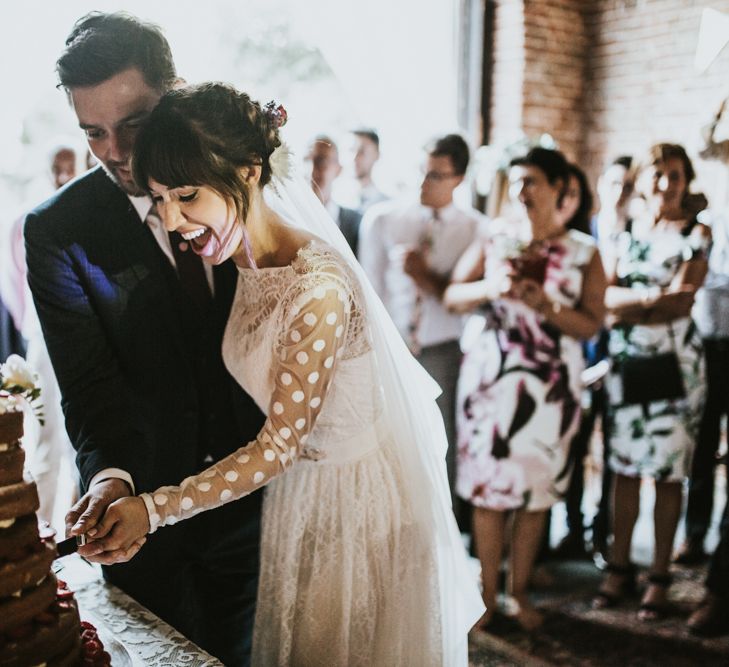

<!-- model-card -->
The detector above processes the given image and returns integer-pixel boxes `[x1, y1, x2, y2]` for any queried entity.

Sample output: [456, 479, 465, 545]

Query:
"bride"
[82, 82, 483, 666]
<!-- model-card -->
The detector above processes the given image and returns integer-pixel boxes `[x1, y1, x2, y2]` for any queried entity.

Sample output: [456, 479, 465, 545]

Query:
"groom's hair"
[56, 11, 177, 92]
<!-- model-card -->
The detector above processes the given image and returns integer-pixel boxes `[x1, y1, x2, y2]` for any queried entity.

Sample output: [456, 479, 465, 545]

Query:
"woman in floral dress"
[445, 148, 606, 630]
[595, 143, 710, 620]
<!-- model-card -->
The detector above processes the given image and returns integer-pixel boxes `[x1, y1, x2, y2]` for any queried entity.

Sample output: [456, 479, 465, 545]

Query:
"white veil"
[264, 148, 484, 665]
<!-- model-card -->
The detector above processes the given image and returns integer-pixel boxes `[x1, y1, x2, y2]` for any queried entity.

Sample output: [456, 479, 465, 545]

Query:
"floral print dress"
[456, 228, 596, 511]
[606, 225, 707, 482]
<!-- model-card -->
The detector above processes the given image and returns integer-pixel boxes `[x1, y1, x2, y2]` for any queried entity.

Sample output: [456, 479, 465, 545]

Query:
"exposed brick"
[486, 0, 729, 205]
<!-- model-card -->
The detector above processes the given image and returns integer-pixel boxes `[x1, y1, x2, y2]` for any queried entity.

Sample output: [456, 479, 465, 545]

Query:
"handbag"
[618, 324, 685, 405]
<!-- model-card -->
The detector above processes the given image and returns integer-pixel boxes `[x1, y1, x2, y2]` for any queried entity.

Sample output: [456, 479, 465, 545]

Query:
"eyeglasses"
[421, 169, 458, 183]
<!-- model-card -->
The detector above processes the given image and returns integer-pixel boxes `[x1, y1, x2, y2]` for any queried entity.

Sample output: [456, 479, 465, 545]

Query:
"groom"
[24, 12, 265, 666]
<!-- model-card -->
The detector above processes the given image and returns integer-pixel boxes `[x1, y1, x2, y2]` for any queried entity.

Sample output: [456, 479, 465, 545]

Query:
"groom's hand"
[78, 497, 150, 565]
[65, 478, 131, 546]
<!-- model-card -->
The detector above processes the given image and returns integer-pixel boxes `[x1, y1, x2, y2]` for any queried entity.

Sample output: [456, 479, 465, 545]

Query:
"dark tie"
[168, 230, 212, 313]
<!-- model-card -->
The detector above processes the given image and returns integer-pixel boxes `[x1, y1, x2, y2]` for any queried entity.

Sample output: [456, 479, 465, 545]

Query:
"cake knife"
[55, 534, 87, 558]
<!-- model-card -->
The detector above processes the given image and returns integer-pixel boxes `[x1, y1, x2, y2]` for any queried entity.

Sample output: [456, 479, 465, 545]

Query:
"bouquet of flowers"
[0, 354, 44, 424]
[496, 237, 549, 285]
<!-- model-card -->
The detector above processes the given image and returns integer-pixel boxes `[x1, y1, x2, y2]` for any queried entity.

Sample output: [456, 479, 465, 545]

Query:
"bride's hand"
[79, 497, 150, 565]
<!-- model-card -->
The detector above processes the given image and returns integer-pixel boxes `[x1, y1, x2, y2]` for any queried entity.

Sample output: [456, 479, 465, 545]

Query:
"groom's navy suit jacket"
[25, 167, 265, 659]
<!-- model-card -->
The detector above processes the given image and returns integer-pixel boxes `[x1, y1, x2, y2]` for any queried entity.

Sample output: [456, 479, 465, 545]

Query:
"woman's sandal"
[592, 562, 637, 609]
[638, 573, 672, 621]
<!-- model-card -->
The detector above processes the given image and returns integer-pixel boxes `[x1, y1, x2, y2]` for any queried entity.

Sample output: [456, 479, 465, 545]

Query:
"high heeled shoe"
[592, 562, 637, 609]
[506, 595, 544, 632]
[638, 572, 672, 621]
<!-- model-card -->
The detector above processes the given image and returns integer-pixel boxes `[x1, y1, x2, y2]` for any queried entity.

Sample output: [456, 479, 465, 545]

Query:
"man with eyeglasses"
[359, 134, 485, 527]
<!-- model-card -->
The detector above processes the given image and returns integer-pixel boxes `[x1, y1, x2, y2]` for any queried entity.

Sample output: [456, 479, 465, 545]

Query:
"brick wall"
[488, 0, 589, 162]
[486, 0, 729, 206]
[489, 0, 526, 143]
[522, 0, 588, 162]
[585, 0, 729, 205]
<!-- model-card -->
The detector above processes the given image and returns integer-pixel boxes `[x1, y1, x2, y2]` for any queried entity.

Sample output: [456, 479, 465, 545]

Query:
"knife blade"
[56, 534, 86, 558]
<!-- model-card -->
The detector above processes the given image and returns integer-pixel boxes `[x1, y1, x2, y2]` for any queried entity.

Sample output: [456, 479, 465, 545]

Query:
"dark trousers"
[564, 384, 612, 543]
[417, 339, 469, 530]
[686, 338, 729, 544]
[706, 467, 729, 599]
[105, 494, 261, 666]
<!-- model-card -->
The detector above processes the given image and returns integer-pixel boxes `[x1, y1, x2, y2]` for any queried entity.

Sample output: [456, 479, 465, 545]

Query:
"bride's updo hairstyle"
[132, 82, 282, 225]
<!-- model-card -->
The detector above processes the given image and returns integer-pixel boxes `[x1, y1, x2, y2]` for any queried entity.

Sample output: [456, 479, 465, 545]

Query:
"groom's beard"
[101, 160, 146, 197]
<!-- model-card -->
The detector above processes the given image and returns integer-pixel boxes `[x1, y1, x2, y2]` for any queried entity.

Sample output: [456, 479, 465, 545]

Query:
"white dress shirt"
[359, 200, 485, 348]
[357, 183, 388, 212]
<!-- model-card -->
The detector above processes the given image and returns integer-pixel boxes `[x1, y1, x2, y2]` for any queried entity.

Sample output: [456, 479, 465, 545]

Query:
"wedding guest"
[548, 164, 610, 558]
[49, 143, 78, 190]
[2, 142, 80, 333]
[556, 163, 593, 234]
[445, 147, 606, 629]
[542, 161, 596, 562]
[359, 133, 484, 522]
[676, 206, 729, 565]
[24, 13, 264, 665]
[304, 135, 362, 255]
[675, 108, 729, 566]
[594, 143, 710, 621]
[1, 141, 81, 531]
[586, 156, 634, 564]
[593, 156, 634, 246]
[350, 128, 388, 212]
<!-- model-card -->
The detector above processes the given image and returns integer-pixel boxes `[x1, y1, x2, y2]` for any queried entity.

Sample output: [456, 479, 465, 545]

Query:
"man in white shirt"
[305, 135, 362, 255]
[359, 134, 485, 520]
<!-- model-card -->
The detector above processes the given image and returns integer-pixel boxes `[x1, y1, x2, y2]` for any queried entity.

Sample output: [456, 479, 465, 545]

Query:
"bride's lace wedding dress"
[140, 242, 444, 666]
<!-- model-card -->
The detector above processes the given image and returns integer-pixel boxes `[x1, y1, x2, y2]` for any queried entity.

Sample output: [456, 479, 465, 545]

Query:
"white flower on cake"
[1, 355, 37, 391]
[0, 354, 43, 424]
[0, 396, 18, 415]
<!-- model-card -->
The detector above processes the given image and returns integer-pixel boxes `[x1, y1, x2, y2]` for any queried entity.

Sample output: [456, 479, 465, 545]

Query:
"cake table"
[53, 554, 224, 667]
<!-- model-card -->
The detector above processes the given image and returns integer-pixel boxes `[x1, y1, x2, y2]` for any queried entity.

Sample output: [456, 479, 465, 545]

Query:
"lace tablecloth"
[54, 554, 223, 666]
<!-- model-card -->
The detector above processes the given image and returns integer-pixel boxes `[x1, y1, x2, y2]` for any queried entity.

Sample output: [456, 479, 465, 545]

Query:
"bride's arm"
[85, 276, 352, 557]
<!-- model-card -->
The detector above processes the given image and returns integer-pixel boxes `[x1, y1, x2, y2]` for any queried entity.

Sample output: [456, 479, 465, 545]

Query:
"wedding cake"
[0, 356, 111, 666]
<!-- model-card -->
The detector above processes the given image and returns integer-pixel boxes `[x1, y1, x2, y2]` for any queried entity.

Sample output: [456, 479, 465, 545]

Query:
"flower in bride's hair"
[264, 100, 288, 129]
[270, 142, 294, 182]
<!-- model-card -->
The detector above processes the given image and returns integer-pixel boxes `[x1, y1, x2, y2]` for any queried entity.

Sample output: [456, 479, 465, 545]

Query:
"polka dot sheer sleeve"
[139, 275, 352, 533]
